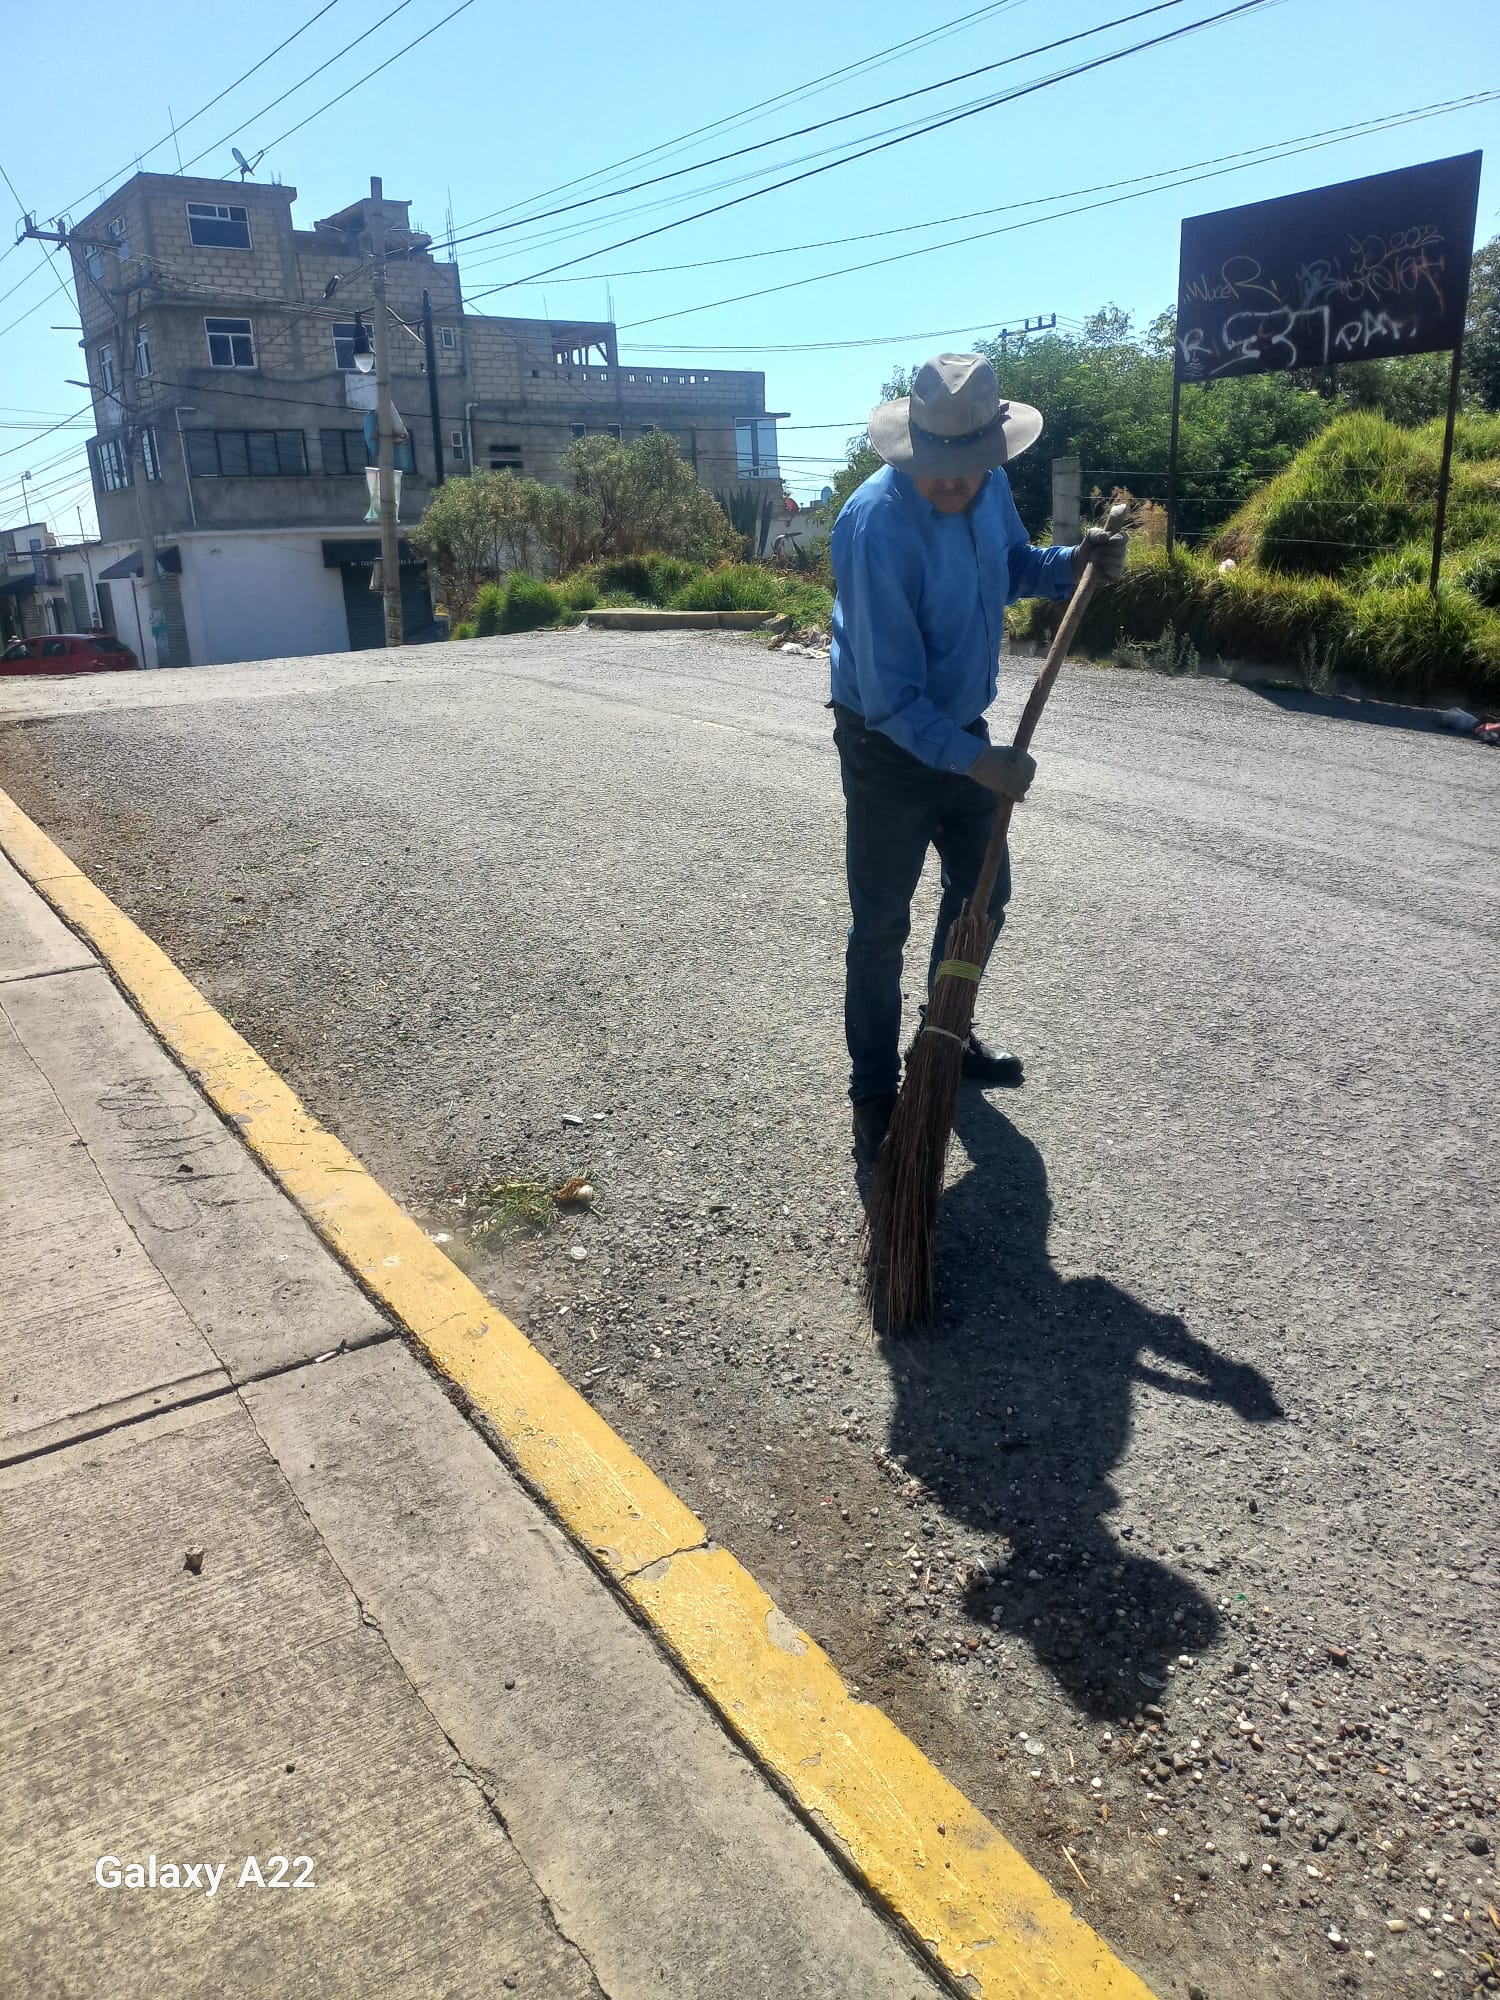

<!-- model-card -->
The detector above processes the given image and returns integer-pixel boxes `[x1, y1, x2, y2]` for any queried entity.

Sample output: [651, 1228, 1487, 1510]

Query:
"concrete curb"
[0, 783, 1156, 2000]
[581, 608, 788, 632]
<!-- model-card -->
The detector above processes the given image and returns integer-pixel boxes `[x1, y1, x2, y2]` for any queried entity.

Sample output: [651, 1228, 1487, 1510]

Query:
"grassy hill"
[1035, 412, 1500, 705]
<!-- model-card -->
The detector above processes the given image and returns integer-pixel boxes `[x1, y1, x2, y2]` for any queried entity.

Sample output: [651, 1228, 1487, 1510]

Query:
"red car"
[0, 632, 141, 675]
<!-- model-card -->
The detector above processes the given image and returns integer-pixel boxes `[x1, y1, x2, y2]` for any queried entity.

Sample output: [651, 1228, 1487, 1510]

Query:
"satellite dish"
[231, 147, 264, 181]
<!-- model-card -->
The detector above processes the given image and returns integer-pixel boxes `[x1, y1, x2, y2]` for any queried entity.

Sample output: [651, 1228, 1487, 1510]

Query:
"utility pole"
[365, 178, 403, 649]
[25, 215, 168, 662]
[420, 289, 445, 489]
[993, 313, 1057, 364]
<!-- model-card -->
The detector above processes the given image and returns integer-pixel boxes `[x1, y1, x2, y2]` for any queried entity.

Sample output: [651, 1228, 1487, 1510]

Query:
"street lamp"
[351, 313, 374, 374]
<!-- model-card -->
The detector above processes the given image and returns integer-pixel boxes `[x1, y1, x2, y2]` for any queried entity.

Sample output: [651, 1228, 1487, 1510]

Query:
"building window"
[135, 326, 152, 377]
[99, 346, 117, 394]
[736, 418, 780, 479]
[331, 322, 357, 371]
[95, 437, 131, 492]
[488, 441, 523, 471]
[187, 201, 251, 249]
[141, 428, 161, 481]
[86, 244, 103, 282]
[320, 429, 414, 475]
[569, 423, 587, 439]
[107, 216, 129, 261]
[205, 317, 256, 369]
[449, 428, 465, 463]
[186, 429, 308, 477]
[439, 325, 456, 351]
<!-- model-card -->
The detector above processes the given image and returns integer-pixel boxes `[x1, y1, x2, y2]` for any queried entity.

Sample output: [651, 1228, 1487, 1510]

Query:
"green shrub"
[1456, 542, 1500, 609]
[1064, 547, 1500, 703]
[472, 582, 507, 637]
[556, 574, 600, 612]
[669, 563, 782, 612]
[665, 563, 834, 629]
[592, 554, 699, 604]
[498, 573, 564, 632]
[447, 619, 477, 641]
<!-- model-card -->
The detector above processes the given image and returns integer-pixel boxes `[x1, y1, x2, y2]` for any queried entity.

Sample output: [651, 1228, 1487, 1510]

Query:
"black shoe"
[851, 1094, 897, 1157]
[961, 1030, 1024, 1087]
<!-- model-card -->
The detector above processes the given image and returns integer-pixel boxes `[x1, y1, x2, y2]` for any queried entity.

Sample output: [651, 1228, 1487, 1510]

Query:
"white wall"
[180, 533, 350, 665]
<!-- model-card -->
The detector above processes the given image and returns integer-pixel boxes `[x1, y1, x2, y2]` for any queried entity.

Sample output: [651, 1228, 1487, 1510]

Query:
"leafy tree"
[559, 429, 735, 564]
[409, 469, 549, 615]
[1462, 235, 1500, 411]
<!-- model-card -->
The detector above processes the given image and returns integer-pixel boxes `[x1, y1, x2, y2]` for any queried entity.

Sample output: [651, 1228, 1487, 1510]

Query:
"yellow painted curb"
[0, 785, 1156, 2000]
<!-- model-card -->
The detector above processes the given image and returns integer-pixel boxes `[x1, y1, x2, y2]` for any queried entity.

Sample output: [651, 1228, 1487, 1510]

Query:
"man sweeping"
[830, 352, 1126, 1158]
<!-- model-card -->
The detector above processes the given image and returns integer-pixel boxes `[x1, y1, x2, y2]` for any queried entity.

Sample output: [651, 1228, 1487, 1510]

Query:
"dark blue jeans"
[833, 703, 1011, 1103]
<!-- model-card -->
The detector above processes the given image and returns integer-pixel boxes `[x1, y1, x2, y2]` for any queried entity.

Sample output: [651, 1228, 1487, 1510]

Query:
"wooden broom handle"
[969, 505, 1125, 916]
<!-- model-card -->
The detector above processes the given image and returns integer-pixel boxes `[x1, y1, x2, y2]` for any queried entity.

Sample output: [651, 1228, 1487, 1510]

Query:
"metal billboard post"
[1165, 377, 1182, 562]
[1429, 338, 1465, 594]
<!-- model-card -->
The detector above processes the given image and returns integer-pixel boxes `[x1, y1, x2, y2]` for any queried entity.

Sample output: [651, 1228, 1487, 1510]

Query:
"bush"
[592, 554, 697, 604]
[1456, 541, 1500, 608]
[447, 619, 477, 641]
[497, 573, 564, 633]
[667, 563, 834, 629]
[472, 582, 506, 637]
[1055, 546, 1500, 703]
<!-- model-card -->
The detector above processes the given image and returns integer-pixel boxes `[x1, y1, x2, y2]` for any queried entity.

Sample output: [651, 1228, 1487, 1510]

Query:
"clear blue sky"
[2, 0, 1496, 535]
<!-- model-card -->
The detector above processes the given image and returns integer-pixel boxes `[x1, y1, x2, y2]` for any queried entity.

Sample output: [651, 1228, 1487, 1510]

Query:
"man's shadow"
[867, 1093, 1282, 1718]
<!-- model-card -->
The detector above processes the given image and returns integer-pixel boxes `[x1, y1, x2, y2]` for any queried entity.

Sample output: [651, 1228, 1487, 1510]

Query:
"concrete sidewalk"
[0, 849, 941, 2000]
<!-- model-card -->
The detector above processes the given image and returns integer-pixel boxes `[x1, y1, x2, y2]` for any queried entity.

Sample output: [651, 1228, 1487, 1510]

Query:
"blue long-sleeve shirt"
[829, 463, 1076, 773]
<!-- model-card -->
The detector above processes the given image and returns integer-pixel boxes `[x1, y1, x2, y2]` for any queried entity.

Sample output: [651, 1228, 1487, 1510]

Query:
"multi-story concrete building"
[65, 170, 786, 664]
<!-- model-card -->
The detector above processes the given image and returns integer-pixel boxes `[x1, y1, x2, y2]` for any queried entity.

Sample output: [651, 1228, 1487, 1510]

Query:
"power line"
[236, 0, 478, 170]
[439, 0, 1196, 255]
[0, 402, 94, 462]
[616, 87, 1500, 330]
[462, 0, 1279, 304]
[177, 0, 419, 174]
[468, 91, 1499, 294]
[445, 0, 1040, 239]
[55, 0, 348, 218]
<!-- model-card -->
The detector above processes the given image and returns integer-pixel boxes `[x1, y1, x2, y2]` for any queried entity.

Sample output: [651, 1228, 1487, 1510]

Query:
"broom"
[862, 504, 1126, 1330]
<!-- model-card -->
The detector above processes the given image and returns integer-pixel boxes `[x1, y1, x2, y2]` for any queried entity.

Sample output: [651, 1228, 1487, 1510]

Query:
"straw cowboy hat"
[868, 352, 1044, 479]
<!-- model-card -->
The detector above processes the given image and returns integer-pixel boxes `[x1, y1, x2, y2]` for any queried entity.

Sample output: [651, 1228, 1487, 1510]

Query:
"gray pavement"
[0, 847, 941, 2000]
[2, 632, 1498, 1999]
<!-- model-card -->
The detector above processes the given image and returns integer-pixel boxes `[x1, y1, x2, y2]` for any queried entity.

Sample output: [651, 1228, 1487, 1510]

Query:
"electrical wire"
[438, 0, 1197, 254]
[177, 0, 419, 174]
[55, 1, 347, 219]
[615, 86, 1499, 330]
[245, 0, 478, 169]
[0, 403, 95, 463]
[466, 92, 1500, 293]
[445, 0, 1041, 238]
[462, 0, 1280, 304]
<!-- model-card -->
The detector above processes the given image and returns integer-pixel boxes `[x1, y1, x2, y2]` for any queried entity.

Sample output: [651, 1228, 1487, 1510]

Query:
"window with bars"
[449, 428, 466, 463]
[205, 317, 256, 368]
[186, 429, 308, 477]
[95, 437, 131, 491]
[487, 441, 523, 471]
[187, 201, 250, 249]
[319, 429, 414, 475]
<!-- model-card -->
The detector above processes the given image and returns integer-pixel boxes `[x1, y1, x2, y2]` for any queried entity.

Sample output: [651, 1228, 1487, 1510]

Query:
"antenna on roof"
[231, 147, 265, 182]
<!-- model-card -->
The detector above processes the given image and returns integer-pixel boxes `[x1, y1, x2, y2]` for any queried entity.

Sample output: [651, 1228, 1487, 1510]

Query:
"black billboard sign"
[1174, 152, 1482, 382]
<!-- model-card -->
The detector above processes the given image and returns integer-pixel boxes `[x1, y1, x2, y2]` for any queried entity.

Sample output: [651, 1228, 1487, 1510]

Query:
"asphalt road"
[3, 633, 1497, 2000]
